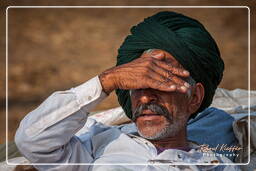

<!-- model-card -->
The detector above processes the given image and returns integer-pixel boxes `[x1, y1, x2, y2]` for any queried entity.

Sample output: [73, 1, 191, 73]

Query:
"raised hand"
[99, 50, 190, 95]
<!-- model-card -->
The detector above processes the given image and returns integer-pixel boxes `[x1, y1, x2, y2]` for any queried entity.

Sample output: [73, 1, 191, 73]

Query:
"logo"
[199, 144, 242, 157]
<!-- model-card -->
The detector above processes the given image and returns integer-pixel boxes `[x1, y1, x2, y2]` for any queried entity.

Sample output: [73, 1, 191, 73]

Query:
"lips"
[132, 103, 172, 122]
[139, 113, 160, 117]
[141, 109, 157, 115]
[138, 110, 163, 119]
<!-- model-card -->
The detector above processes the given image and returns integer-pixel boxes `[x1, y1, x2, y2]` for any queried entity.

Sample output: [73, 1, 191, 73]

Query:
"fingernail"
[184, 82, 190, 88]
[144, 49, 155, 54]
[183, 70, 189, 75]
[180, 86, 187, 92]
[151, 51, 164, 58]
[170, 85, 176, 90]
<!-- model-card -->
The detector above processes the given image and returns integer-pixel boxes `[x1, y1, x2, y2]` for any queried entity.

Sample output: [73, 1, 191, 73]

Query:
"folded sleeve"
[15, 76, 107, 170]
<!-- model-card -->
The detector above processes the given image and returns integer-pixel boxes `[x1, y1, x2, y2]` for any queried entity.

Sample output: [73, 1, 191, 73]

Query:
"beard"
[132, 102, 187, 140]
[137, 118, 187, 140]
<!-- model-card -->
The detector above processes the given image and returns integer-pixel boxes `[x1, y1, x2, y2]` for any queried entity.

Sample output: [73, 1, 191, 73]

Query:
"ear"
[187, 83, 205, 115]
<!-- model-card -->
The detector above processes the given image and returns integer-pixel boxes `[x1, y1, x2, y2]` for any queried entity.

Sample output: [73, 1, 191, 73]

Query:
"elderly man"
[15, 11, 240, 170]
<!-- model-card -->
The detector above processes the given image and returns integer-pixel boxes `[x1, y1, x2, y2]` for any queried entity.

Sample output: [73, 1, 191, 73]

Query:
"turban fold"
[115, 11, 224, 119]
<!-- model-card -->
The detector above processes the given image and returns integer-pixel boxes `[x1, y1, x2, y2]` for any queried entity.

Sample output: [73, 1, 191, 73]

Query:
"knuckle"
[143, 67, 150, 72]
[142, 68, 150, 76]
[145, 64, 153, 71]
[177, 69, 183, 74]
[164, 77, 170, 82]
[168, 64, 174, 70]
[145, 60, 152, 66]
[167, 72, 173, 79]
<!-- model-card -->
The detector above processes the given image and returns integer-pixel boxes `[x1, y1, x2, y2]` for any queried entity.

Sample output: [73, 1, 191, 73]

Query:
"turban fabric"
[115, 11, 224, 119]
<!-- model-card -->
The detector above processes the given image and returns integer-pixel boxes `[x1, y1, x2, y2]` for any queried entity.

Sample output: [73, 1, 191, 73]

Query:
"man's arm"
[99, 51, 191, 94]
[15, 76, 107, 169]
[15, 50, 190, 169]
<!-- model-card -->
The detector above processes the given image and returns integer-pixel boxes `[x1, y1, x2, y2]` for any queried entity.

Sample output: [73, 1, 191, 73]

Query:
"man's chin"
[137, 128, 168, 140]
[135, 121, 170, 140]
[135, 119, 183, 140]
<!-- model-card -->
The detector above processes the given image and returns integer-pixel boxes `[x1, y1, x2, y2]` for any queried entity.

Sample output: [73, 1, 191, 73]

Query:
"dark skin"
[99, 49, 204, 150]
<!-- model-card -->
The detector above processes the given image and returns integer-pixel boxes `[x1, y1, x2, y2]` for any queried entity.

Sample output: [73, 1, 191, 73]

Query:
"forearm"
[15, 76, 107, 163]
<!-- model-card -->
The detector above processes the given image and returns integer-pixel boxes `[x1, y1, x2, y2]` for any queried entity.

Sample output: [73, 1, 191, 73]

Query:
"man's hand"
[99, 51, 190, 95]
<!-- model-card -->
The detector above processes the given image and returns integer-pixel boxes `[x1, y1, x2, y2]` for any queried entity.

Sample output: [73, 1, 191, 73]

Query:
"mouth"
[140, 109, 157, 115]
[132, 104, 172, 122]
[137, 113, 164, 120]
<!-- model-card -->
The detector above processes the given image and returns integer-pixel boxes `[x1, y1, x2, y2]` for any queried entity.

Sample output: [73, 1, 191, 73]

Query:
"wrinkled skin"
[99, 49, 204, 149]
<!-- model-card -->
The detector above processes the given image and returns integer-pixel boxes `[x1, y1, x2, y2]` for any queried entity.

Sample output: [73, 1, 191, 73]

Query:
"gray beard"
[136, 117, 187, 140]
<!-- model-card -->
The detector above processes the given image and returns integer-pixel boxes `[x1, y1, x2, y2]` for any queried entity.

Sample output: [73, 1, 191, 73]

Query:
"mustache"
[132, 102, 172, 122]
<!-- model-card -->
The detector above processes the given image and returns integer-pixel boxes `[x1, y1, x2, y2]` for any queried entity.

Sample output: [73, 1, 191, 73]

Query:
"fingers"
[152, 59, 190, 77]
[170, 75, 190, 93]
[136, 57, 189, 78]
[144, 49, 189, 77]
[144, 72, 188, 93]
[112, 57, 191, 93]
[148, 63, 190, 93]
[145, 75, 177, 92]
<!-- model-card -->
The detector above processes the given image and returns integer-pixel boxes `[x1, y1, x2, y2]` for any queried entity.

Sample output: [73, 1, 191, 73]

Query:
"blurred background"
[0, 0, 255, 144]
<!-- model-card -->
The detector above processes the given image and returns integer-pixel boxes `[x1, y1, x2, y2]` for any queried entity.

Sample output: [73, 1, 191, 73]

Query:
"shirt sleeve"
[14, 76, 107, 170]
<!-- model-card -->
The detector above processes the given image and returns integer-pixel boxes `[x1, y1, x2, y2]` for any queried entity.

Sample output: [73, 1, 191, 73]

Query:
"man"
[15, 11, 240, 170]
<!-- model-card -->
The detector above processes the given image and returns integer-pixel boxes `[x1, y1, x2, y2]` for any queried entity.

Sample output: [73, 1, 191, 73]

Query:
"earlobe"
[187, 83, 205, 115]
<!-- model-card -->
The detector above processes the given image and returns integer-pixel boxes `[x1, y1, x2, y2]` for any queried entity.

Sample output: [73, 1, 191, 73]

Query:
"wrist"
[99, 69, 116, 95]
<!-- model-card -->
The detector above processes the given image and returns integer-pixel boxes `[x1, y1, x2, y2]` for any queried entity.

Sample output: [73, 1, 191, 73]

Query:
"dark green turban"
[115, 11, 224, 119]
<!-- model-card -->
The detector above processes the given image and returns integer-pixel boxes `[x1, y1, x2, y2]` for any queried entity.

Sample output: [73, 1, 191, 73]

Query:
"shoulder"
[188, 107, 234, 124]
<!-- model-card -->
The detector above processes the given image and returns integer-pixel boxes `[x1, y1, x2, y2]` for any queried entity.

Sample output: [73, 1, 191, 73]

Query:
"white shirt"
[15, 76, 240, 171]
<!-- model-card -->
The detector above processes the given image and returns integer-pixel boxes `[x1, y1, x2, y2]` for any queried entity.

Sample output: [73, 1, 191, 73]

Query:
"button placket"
[134, 136, 157, 156]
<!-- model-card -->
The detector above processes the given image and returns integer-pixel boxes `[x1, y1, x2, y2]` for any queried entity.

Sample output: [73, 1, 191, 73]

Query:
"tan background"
[0, 0, 255, 143]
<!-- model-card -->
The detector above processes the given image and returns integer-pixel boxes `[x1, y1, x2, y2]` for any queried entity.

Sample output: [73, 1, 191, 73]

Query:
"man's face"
[130, 49, 194, 140]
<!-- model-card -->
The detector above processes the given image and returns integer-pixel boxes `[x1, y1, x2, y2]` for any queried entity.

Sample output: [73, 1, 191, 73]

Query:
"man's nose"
[138, 89, 157, 104]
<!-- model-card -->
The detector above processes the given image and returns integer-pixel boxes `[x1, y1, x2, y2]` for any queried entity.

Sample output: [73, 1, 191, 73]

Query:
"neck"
[149, 127, 188, 150]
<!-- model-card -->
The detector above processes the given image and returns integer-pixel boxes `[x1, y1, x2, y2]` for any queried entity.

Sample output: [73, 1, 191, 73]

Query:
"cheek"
[130, 94, 138, 112]
[164, 95, 190, 117]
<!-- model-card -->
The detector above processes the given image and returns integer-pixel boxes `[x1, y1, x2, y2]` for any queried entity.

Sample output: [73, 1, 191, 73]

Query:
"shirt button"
[148, 160, 154, 164]
[210, 160, 219, 164]
[88, 96, 92, 101]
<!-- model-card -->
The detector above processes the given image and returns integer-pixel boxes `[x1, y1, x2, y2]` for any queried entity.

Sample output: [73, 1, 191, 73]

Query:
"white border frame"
[5, 6, 251, 166]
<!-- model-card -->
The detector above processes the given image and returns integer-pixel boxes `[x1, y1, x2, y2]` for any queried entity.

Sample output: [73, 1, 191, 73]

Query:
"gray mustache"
[132, 102, 172, 121]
